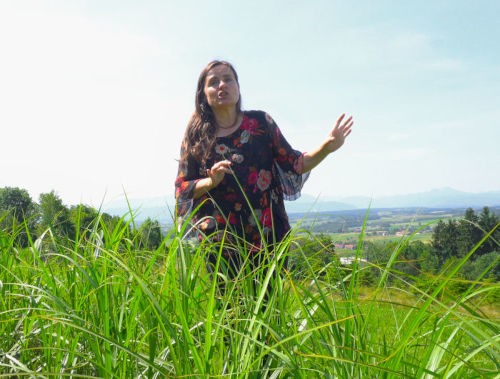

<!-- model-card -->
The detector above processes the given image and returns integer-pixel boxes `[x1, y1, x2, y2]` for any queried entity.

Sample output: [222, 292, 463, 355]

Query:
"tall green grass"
[0, 208, 498, 377]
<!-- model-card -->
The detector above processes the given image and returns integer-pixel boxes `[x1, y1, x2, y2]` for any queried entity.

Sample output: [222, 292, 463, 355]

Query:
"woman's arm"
[302, 114, 353, 173]
[192, 160, 232, 199]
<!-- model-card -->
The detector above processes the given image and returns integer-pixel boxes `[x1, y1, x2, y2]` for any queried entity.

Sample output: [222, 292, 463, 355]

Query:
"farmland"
[288, 206, 485, 247]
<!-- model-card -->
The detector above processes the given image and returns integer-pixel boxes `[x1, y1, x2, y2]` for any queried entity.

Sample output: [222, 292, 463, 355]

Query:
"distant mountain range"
[286, 187, 500, 213]
[102, 187, 500, 224]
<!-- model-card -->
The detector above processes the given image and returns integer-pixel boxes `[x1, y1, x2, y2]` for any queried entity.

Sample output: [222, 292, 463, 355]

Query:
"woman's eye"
[207, 78, 218, 87]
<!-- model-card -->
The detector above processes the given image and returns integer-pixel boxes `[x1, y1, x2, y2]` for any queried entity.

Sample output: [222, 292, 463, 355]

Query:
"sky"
[1, 0, 499, 208]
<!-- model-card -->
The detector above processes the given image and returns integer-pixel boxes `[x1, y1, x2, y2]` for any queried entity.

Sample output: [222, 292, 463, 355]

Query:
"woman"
[175, 60, 352, 276]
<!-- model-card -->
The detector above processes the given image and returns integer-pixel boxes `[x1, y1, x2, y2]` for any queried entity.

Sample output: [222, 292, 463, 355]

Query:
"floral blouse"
[175, 110, 309, 249]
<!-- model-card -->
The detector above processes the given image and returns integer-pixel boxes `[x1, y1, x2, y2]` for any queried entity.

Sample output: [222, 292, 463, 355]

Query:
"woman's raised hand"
[207, 160, 232, 188]
[325, 114, 353, 153]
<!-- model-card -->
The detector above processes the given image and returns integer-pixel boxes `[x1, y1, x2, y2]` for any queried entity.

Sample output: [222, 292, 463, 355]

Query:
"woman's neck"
[213, 107, 239, 128]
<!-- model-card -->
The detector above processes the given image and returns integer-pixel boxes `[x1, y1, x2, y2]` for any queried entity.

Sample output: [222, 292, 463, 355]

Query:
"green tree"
[477, 207, 500, 256]
[456, 208, 481, 257]
[460, 251, 500, 282]
[69, 204, 99, 237]
[397, 241, 431, 278]
[137, 218, 164, 250]
[38, 191, 75, 239]
[358, 269, 376, 286]
[419, 248, 440, 275]
[0, 187, 38, 246]
[289, 233, 340, 279]
[432, 219, 458, 264]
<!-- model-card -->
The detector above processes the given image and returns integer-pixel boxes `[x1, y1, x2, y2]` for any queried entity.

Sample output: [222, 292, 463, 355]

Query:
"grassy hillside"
[0, 212, 498, 377]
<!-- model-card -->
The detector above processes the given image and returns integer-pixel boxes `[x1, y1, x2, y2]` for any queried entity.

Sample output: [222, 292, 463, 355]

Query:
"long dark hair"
[181, 60, 242, 166]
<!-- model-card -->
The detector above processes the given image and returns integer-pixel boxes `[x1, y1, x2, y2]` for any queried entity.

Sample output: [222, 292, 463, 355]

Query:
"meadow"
[0, 209, 499, 378]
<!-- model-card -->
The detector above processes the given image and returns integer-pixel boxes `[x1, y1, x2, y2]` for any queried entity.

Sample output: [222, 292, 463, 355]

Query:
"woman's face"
[203, 64, 240, 111]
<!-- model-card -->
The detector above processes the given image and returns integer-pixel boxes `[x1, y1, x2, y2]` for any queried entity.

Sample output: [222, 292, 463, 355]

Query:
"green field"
[289, 207, 454, 243]
[330, 231, 433, 246]
[1, 214, 499, 377]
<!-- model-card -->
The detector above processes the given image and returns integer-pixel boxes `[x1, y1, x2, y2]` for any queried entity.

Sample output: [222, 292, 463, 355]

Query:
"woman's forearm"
[192, 177, 215, 199]
[301, 141, 330, 173]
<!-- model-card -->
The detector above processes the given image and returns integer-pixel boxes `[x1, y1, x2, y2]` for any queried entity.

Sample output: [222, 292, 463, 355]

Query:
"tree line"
[361, 206, 499, 295]
[0, 187, 164, 250]
[2, 186, 498, 292]
[290, 206, 499, 298]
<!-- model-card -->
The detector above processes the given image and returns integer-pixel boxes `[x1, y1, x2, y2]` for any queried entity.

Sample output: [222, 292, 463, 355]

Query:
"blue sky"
[1, 0, 499, 206]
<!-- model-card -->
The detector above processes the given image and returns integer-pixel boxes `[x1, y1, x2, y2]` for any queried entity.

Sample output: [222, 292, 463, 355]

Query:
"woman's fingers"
[343, 120, 353, 135]
[340, 116, 353, 130]
[212, 160, 232, 171]
[213, 167, 232, 175]
[336, 113, 346, 126]
[208, 160, 232, 177]
[334, 117, 353, 138]
[332, 114, 344, 134]
[333, 114, 352, 134]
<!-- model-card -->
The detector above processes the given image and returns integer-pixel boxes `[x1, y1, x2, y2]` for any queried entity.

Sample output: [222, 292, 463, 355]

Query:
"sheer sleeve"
[264, 112, 310, 201]
[174, 143, 201, 219]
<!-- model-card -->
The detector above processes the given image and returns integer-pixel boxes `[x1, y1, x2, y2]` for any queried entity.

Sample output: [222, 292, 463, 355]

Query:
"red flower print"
[241, 117, 259, 134]
[273, 128, 281, 145]
[215, 143, 229, 155]
[248, 171, 258, 185]
[216, 214, 226, 225]
[231, 154, 244, 164]
[228, 212, 237, 225]
[247, 118, 258, 134]
[260, 192, 269, 208]
[261, 207, 272, 228]
[257, 169, 272, 191]
[225, 193, 237, 201]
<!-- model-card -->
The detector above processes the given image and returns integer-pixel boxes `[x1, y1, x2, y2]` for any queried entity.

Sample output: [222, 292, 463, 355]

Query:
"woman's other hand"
[325, 114, 353, 153]
[301, 113, 353, 173]
[192, 160, 232, 199]
[207, 160, 232, 188]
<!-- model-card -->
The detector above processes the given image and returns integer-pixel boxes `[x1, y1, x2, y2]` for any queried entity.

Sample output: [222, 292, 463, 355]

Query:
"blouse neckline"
[216, 111, 245, 139]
